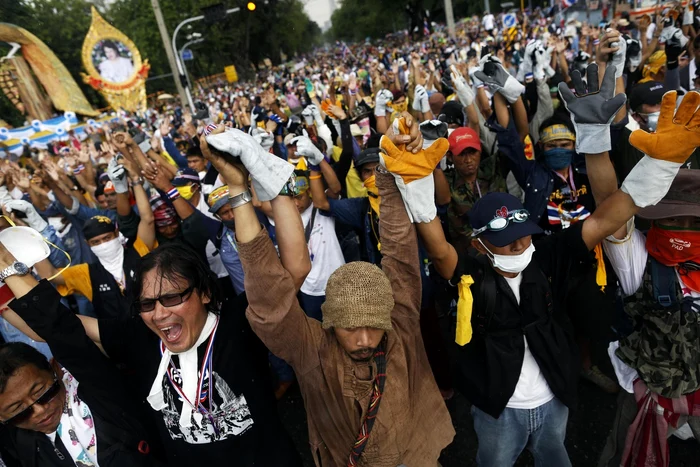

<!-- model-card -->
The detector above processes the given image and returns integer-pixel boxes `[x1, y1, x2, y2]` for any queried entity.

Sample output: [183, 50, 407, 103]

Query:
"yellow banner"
[225, 65, 238, 83]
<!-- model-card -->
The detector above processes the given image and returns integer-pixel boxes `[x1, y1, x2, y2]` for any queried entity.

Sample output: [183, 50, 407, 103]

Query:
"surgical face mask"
[543, 147, 575, 170]
[627, 53, 642, 72]
[637, 111, 660, 131]
[176, 184, 196, 200]
[479, 238, 536, 274]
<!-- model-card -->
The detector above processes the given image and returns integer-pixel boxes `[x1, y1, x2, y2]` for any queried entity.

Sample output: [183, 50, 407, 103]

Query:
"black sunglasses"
[3, 378, 61, 426]
[135, 286, 194, 313]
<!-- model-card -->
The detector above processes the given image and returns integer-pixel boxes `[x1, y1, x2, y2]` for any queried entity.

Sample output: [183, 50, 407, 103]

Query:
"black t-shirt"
[100, 295, 301, 467]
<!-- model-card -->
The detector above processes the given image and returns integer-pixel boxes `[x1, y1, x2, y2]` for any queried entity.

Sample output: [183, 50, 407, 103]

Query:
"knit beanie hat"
[322, 262, 394, 331]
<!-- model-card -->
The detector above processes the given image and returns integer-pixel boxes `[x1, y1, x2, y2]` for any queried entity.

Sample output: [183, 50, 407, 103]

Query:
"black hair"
[94, 184, 105, 198]
[693, 35, 700, 49]
[102, 40, 119, 54]
[186, 146, 204, 158]
[0, 343, 52, 394]
[132, 242, 222, 314]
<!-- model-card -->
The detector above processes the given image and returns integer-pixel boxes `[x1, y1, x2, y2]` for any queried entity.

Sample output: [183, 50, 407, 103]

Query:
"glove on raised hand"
[475, 54, 525, 103]
[557, 63, 627, 154]
[374, 89, 394, 117]
[301, 106, 315, 126]
[206, 128, 294, 202]
[609, 30, 627, 79]
[450, 66, 475, 107]
[309, 104, 324, 127]
[517, 40, 537, 82]
[379, 118, 449, 223]
[623, 91, 700, 207]
[291, 135, 325, 166]
[5, 200, 47, 232]
[250, 127, 275, 151]
[412, 85, 430, 113]
[532, 41, 549, 81]
[107, 157, 129, 194]
[543, 46, 556, 78]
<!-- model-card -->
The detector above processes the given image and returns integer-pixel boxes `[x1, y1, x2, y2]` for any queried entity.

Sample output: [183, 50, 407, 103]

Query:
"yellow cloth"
[593, 243, 607, 293]
[160, 151, 179, 168]
[56, 237, 153, 301]
[456, 275, 475, 346]
[363, 175, 380, 216]
[331, 146, 342, 163]
[640, 50, 666, 83]
[346, 161, 368, 199]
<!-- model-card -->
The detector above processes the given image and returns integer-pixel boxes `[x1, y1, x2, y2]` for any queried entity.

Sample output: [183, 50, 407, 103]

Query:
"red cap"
[448, 127, 481, 154]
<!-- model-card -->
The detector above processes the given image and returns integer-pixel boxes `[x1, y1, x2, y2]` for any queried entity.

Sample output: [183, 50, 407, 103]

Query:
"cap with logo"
[629, 82, 667, 112]
[470, 192, 543, 247]
[448, 127, 481, 155]
[172, 168, 201, 187]
[207, 185, 231, 213]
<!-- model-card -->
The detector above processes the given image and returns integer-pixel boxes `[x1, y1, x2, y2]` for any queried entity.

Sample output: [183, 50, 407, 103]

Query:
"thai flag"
[341, 42, 349, 60]
[547, 202, 591, 226]
[423, 19, 430, 36]
[561, 0, 576, 8]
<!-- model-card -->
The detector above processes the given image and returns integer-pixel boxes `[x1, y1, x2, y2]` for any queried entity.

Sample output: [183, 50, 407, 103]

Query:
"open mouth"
[160, 324, 183, 343]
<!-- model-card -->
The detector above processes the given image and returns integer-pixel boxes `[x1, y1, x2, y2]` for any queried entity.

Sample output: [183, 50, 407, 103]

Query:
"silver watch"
[228, 190, 252, 209]
[0, 262, 30, 282]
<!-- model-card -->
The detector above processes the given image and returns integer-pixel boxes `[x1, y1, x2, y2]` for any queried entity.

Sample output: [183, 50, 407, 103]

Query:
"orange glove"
[320, 98, 343, 118]
[379, 118, 449, 223]
[623, 91, 700, 207]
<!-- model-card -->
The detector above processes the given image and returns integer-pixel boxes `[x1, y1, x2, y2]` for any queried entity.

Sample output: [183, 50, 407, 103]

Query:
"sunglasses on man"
[134, 286, 194, 314]
[2, 378, 61, 426]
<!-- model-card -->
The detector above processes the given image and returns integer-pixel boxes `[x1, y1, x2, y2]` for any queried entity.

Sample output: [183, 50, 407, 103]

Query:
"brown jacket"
[238, 171, 455, 466]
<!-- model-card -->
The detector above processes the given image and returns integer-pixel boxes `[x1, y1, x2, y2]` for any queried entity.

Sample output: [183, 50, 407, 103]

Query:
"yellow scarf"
[364, 175, 380, 216]
[455, 275, 475, 345]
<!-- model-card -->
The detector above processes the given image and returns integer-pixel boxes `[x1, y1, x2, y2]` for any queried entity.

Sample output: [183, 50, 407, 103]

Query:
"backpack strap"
[649, 257, 678, 308]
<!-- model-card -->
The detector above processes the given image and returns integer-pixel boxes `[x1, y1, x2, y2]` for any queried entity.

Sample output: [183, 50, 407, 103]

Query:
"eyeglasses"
[3, 378, 60, 426]
[135, 286, 194, 313]
[471, 209, 530, 237]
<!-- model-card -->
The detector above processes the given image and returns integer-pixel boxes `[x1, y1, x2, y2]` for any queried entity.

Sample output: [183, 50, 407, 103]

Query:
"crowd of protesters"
[0, 3, 699, 466]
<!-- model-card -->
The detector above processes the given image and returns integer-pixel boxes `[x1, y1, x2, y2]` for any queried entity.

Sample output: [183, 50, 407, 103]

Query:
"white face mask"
[479, 239, 535, 274]
[90, 237, 125, 283]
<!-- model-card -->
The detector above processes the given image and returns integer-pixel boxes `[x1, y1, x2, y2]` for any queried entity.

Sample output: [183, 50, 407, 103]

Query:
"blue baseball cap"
[172, 168, 201, 187]
[470, 193, 542, 247]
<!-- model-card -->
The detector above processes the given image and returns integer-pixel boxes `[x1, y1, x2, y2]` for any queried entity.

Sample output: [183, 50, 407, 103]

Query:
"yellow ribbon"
[593, 243, 607, 293]
[455, 275, 475, 346]
[1, 216, 71, 281]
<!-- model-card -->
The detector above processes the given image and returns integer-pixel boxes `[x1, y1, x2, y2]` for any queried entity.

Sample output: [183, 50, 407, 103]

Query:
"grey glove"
[375, 89, 394, 117]
[413, 85, 430, 113]
[475, 55, 525, 103]
[107, 158, 129, 194]
[5, 200, 47, 232]
[557, 63, 627, 154]
[419, 120, 448, 150]
[250, 127, 275, 151]
[291, 135, 325, 165]
[450, 66, 475, 107]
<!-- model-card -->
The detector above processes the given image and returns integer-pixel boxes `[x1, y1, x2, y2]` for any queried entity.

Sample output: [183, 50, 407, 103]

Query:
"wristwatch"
[0, 262, 30, 282]
[228, 190, 252, 209]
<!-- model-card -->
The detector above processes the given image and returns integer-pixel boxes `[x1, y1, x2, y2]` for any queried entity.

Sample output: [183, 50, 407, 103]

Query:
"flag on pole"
[561, 0, 576, 8]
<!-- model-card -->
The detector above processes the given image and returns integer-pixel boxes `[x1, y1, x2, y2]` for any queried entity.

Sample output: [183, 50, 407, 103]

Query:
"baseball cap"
[82, 215, 117, 240]
[355, 147, 381, 168]
[103, 181, 115, 194]
[172, 168, 201, 187]
[350, 124, 369, 137]
[283, 133, 296, 146]
[629, 82, 666, 112]
[638, 169, 700, 220]
[448, 127, 481, 154]
[470, 193, 543, 247]
[207, 185, 231, 213]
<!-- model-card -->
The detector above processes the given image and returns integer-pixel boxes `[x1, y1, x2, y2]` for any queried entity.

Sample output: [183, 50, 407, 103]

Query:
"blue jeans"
[471, 398, 571, 467]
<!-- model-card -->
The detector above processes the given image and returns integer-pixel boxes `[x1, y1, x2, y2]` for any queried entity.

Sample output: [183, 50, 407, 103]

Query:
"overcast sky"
[303, 0, 334, 29]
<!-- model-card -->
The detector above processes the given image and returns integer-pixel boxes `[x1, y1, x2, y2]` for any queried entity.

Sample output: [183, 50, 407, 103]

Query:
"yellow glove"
[623, 91, 700, 207]
[629, 91, 700, 164]
[379, 118, 449, 223]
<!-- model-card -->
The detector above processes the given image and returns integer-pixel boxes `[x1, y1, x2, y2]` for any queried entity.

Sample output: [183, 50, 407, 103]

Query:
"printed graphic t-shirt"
[99, 294, 300, 466]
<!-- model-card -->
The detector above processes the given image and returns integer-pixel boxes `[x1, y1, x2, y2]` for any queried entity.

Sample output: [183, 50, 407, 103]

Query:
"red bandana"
[646, 225, 700, 293]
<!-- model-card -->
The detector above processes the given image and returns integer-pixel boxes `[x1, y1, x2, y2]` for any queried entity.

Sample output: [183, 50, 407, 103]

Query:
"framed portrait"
[90, 39, 136, 84]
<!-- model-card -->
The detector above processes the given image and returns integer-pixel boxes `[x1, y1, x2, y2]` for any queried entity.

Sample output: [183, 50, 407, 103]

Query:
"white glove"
[309, 104, 324, 127]
[206, 129, 294, 202]
[532, 41, 549, 81]
[291, 135, 325, 166]
[450, 65, 475, 107]
[412, 85, 430, 113]
[301, 106, 314, 126]
[517, 40, 537, 82]
[5, 200, 47, 232]
[107, 158, 129, 194]
[544, 46, 556, 78]
[250, 127, 274, 151]
[468, 64, 483, 88]
[610, 30, 627, 79]
[374, 89, 393, 117]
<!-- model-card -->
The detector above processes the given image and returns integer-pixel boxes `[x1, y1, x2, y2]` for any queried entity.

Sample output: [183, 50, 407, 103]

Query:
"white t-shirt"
[299, 205, 345, 296]
[98, 57, 134, 83]
[503, 274, 556, 409]
[482, 14, 495, 31]
[195, 193, 229, 278]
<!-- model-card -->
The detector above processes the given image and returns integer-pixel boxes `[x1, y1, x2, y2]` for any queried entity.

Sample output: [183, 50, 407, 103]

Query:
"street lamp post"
[180, 38, 204, 91]
[171, 7, 240, 110]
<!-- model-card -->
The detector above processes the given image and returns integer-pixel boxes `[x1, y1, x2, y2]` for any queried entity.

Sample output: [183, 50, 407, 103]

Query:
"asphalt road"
[278, 364, 700, 467]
